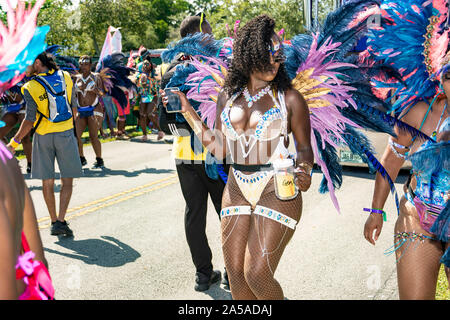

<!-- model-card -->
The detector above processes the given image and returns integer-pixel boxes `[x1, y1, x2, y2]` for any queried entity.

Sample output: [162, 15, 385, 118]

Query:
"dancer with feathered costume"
[362, 0, 450, 299]
[184, 0, 407, 215]
[73, 49, 135, 169]
[73, 54, 109, 169]
[160, 0, 401, 296]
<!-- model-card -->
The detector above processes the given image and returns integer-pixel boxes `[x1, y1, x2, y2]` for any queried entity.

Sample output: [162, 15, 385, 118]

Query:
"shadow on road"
[129, 137, 169, 145]
[44, 235, 141, 267]
[25, 168, 175, 188]
[81, 167, 174, 178]
[202, 283, 232, 300]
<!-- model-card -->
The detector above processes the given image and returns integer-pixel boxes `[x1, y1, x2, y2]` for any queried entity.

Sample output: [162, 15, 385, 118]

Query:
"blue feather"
[313, 130, 343, 193]
[45, 45, 61, 56]
[366, 0, 442, 113]
[96, 54, 135, 109]
[342, 126, 377, 173]
[162, 33, 223, 64]
[316, 0, 381, 61]
[217, 164, 228, 184]
[345, 134, 400, 215]
[0, 26, 49, 83]
[339, 105, 395, 136]
[166, 63, 198, 92]
[356, 105, 436, 143]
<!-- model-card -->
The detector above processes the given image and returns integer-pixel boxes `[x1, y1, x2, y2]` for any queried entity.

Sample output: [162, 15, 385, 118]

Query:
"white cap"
[272, 158, 294, 170]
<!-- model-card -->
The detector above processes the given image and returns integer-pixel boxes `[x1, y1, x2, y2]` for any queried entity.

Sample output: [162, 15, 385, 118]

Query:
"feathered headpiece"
[161, 33, 225, 64]
[183, 0, 405, 213]
[0, 0, 47, 162]
[96, 52, 136, 109]
[0, 0, 48, 94]
[366, 0, 449, 114]
[284, 0, 401, 213]
[43, 45, 79, 74]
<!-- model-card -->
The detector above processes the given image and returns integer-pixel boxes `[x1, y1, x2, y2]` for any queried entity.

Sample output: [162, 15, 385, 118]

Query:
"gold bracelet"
[182, 111, 203, 136]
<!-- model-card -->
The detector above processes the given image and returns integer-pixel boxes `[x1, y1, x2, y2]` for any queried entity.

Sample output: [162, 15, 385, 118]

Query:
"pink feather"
[347, 5, 381, 29]
[186, 56, 229, 128]
[0, 0, 45, 69]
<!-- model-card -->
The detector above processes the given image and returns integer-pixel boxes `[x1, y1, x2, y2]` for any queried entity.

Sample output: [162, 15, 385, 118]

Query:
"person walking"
[0, 82, 33, 173]
[158, 13, 227, 292]
[7, 52, 82, 237]
[74, 55, 106, 169]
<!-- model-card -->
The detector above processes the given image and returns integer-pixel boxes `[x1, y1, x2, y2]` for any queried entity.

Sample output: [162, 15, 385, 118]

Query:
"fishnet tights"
[394, 198, 450, 300]
[221, 172, 302, 300]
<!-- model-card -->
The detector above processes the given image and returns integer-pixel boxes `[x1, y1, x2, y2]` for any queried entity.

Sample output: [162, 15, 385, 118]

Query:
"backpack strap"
[30, 111, 45, 135]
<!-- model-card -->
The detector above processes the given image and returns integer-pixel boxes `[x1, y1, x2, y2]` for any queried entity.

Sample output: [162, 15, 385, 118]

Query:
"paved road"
[19, 133, 406, 300]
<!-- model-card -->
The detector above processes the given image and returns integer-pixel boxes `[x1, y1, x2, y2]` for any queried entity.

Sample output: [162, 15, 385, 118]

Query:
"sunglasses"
[269, 41, 286, 63]
[443, 72, 450, 81]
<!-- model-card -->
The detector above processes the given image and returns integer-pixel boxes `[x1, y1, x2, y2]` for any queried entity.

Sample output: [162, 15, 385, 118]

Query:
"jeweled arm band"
[296, 162, 314, 176]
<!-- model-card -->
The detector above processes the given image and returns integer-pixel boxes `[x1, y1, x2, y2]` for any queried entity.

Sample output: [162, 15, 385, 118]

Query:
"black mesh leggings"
[221, 172, 302, 300]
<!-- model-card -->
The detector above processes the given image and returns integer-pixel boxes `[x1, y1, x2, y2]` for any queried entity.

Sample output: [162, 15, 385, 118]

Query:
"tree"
[79, 0, 153, 55]
[206, 0, 335, 40]
[144, 0, 191, 47]
[33, 0, 190, 56]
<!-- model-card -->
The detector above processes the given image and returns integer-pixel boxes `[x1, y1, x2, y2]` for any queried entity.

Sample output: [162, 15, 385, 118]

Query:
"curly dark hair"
[223, 14, 291, 95]
[36, 52, 59, 71]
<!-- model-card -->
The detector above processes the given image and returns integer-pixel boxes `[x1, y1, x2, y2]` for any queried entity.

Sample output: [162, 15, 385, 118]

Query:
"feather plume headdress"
[161, 33, 225, 64]
[96, 52, 136, 109]
[0, 0, 47, 162]
[183, 0, 405, 213]
[366, 0, 449, 114]
[0, 0, 48, 94]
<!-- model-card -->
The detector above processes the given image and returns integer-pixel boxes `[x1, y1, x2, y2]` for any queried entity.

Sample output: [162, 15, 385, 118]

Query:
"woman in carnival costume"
[162, 0, 399, 299]
[0, 81, 32, 173]
[0, 0, 54, 299]
[135, 58, 164, 141]
[363, 0, 450, 299]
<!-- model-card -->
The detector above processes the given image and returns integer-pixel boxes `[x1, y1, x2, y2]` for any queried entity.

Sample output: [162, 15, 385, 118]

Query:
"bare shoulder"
[399, 100, 431, 129]
[284, 88, 308, 114]
[217, 90, 230, 111]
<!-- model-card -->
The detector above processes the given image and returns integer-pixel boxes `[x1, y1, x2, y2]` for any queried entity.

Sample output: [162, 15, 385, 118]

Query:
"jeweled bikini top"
[220, 89, 288, 160]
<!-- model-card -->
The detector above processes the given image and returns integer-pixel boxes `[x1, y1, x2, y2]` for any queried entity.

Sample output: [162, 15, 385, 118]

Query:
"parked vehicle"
[337, 129, 412, 170]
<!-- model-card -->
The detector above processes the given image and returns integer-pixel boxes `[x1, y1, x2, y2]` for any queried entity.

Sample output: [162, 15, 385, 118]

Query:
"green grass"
[436, 265, 450, 300]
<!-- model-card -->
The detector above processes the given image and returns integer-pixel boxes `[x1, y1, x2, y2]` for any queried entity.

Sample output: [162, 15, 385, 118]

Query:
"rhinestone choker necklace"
[243, 85, 271, 108]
